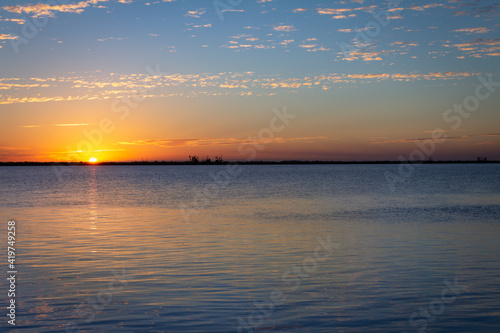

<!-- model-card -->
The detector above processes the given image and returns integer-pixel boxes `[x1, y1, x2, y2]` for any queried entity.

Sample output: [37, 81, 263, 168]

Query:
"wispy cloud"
[20, 123, 92, 128]
[3, 0, 111, 17]
[371, 133, 500, 144]
[453, 27, 490, 34]
[185, 8, 206, 18]
[273, 25, 296, 32]
[0, 17, 25, 24]
[54, 123, 91, 127]
[0, 71, 481, 105]
[445, 38, 500, 58]
[317, 5, 377, 18]
[97, 37, 124, 42]
[0, 146, 31, 150]
[0, 33, 19, 40]
[118, 136, 327, 148]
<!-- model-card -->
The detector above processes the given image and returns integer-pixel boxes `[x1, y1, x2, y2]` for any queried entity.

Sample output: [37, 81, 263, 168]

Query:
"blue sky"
[0, 0, 499, 161]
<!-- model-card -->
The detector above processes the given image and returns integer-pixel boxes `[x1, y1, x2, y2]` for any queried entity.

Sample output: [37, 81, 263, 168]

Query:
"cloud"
[446, 38, 500, 58]
[118, 136, 327, 147]
[0, 34, 19, 40]
[185, 8, 206, 18]
[0, 71, 482, 105]
[408, 3, 443, 11]
[220, 9, 245, 13]
[51, 148, 125, 156]
[317, 8, 353, 15]
[20, 123, 93, 128]
[390, 41, 419, 48]
[454, 2, 499, 17]
[0, 18, 25, 24]
[95, 149, 126, 152]
[372, 133, 500, 144]
[54, 123, 91, 127]
[192, 23, 212, 28]
[298, 42, 329, 52]
[0, 146, 30, 150]
[317, 5, 377, 17]
[474, 141, 499, 145]
[298, 44, 316, 48]
[453, 27, 490, 34]
[342, 50, 384, 61]
[3, 0, 110, 17]
[97, 37, 124, 42]
[273, 25, 296, 32]
[371, 137, 452, 144]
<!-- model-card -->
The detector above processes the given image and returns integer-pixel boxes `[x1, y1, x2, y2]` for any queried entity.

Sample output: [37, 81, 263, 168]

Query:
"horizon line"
[0, 160, 498, 166]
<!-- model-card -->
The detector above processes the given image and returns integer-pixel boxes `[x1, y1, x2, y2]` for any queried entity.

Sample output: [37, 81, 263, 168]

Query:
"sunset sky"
[0, 0, 499, 162]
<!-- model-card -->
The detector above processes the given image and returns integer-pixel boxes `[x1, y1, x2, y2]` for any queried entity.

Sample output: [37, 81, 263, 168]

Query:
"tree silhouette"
[188, 155, 224, 163]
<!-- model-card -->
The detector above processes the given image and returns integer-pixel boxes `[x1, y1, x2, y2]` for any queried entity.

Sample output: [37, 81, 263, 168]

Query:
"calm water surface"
[1, 164, 499, 332]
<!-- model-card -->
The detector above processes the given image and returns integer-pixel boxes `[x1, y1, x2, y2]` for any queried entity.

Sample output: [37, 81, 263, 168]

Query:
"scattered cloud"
[0, 34, 19, 40]
[317, 5, 377, 17]
[118, 136, 327, 148]
[0, 17, 25, 24]
[0, 71, 481, 105]
[54, 123, 91, 127]
[185, 8, 206, 18]
[2, 0, 111, 17]
[0, 146, 30, 150]
[273, 25, 296, 32]
[445, 38, 500, 58]
[372, 133, 500, 144]
[453, 27, 490, 34]
[97, 37, 124, 42]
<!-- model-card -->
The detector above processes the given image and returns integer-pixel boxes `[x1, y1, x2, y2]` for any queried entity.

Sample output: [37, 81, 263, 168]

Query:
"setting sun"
[89, 157, 98, 163]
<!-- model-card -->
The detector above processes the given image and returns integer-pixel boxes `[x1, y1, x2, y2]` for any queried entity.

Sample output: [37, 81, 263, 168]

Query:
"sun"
[89, 157, 98, 163]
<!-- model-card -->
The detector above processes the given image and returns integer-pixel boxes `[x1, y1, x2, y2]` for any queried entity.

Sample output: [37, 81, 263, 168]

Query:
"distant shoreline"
[0, 160, 498, 166]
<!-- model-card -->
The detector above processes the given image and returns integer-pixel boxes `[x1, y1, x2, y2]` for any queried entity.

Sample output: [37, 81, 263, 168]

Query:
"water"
[1, 164, 499, 332]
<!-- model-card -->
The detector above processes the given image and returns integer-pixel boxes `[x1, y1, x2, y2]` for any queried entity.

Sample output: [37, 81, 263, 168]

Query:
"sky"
[0, 0, 499, 162]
